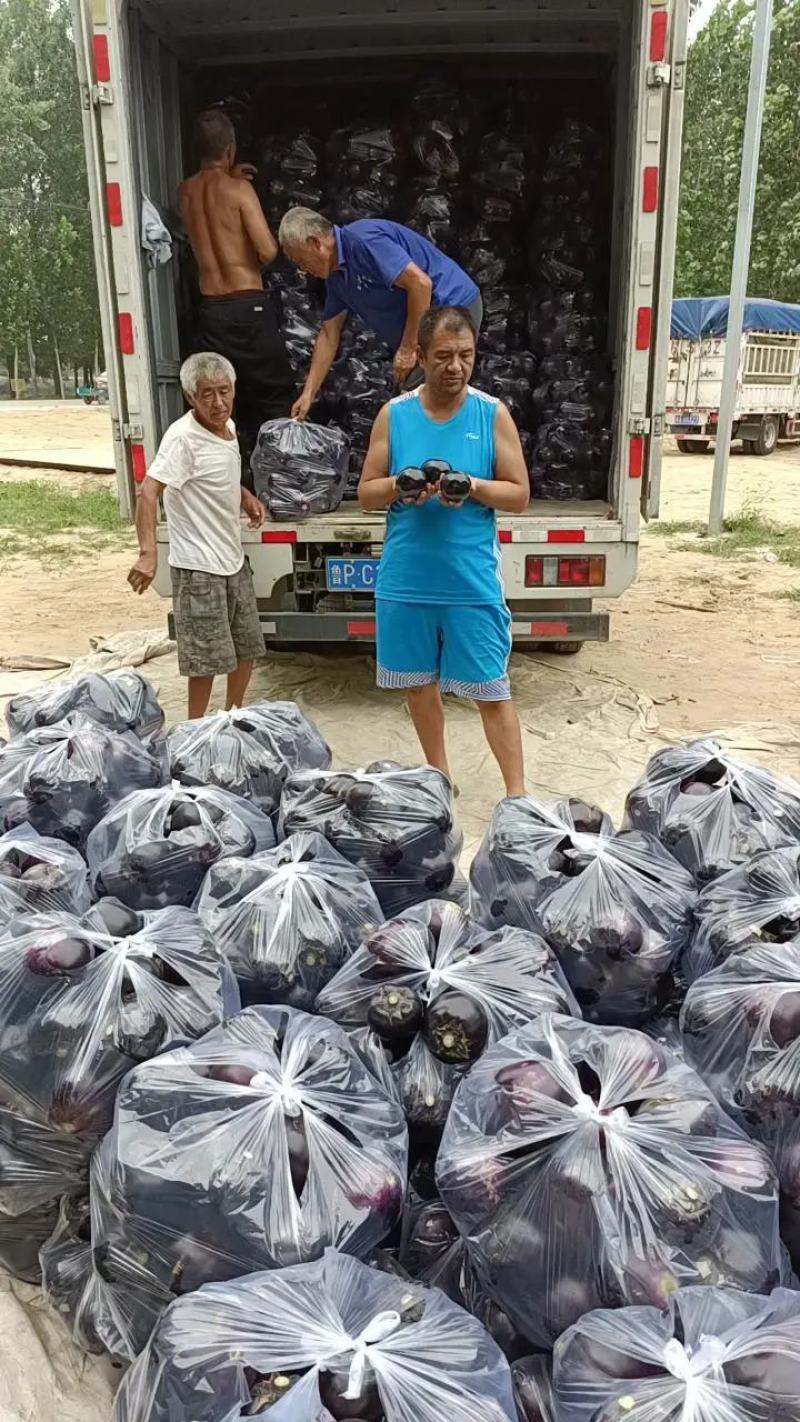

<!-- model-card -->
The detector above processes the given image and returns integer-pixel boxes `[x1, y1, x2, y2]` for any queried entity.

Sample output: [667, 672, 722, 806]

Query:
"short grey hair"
[180, 351, 236, 396]
[278, 207, 333, 249]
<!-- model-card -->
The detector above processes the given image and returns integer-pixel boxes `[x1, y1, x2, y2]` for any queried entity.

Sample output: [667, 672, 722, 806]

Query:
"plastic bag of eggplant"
[167, 701, 330, 820]
[89, 1006, 407, 1358]
[251, 417, 349, 521]
[5, 668, 165, 745]
[113, 1249, 518, 1422]
[688, 845, 800, 981]
[625, 736, 800, 884]
[86, 784, 275, 910]
[553, 1285, 800, 1422]
[0, 1106, 88, 1282]
[437, 1014, 787, 1351]
[470, 796, 696, 1025]
[0, 902, 238, 1142]
[41, 1194, 138, 1359]
[0, 713, 167, 846]
[195, 831, 383, 1009]
[280, 763, 463, 916]
[317, 900, 578, 1138]
[0, 823, 90, 926]
[681, 938, 800, 1269]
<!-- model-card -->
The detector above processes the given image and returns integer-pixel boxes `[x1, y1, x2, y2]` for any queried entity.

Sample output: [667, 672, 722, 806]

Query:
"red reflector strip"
[547, 529, 585, 544]
[261, 530, 297, 544]
[629, 436, 645, 480]
[532, 622, 570, 638]
[131, 444, 147, 483]
[93, 33, 111, 82]
[348, 621, 376, 637]
[643, 167, 659, 213]
[106, 182, 123, 227]
[636, 307, 653, 351]
[118, 312, 134, 355]
[498, 530, 512, 544]
[650, 10, 668, 61]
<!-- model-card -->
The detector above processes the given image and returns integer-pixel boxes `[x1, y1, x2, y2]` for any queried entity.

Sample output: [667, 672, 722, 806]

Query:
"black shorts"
[195, 292, 297, 453]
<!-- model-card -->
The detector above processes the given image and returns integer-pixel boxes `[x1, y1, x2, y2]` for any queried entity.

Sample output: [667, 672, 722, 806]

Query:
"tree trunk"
[52, 331, 64, 399]
[13, 345, 19, 401]
[26, 331, 38, 397]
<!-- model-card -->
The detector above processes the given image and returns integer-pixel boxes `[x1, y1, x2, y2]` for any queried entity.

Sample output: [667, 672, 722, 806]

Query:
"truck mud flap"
[238, 611, 610, 645]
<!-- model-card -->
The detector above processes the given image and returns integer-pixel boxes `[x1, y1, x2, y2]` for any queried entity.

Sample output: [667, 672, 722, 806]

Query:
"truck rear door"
[71, 0, 162, 514]
[640, 0, 690, 520]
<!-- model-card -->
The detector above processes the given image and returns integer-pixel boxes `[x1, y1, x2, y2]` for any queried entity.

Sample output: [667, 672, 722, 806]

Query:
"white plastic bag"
[317, 900, 579, 1135]
[195, 831, 383, 1008]
[6, 668, 165, 745]
[624, 736, 800, 884]
[281, 764, 463, 916]
[90, 1006, 408, 1358]
[0, 712, 167, 848]
[113, 1249, 518, 1422]
[86, 784, 276, 910]
[0, 824, 90, 926]
[168, 701, 331, 819]
[437, 1014, 787, 1350]
[689, 846, 800, 981]
[470, 797, 696, 1024]
[681, 938, 800, 1269]
[553, 1284, 800, 1422]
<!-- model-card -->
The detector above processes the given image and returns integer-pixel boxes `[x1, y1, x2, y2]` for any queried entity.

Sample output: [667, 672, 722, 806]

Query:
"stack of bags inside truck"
[3, 672, 800, 1420]
[257, 77, 613, 512]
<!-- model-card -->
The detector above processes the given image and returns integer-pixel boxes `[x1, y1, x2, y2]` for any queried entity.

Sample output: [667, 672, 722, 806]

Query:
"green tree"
[676, 0, 800, 303]
[0, 0, 101, 394]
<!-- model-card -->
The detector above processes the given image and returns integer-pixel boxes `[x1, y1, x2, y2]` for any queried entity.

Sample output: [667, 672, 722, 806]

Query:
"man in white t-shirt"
[128, 351, 266, 717]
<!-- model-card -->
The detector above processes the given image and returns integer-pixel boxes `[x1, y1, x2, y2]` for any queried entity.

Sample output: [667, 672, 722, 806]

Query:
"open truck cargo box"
[71, 0, 689, 644]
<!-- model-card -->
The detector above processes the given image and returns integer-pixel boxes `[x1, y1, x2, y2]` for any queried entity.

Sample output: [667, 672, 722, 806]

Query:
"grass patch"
[652, 502, 800, 568]
[0, 480, 122, 534]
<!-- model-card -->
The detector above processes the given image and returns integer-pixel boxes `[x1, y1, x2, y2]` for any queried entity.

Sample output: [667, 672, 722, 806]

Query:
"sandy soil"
[0, 400, 114, 471]
[1, 408, 799, 842]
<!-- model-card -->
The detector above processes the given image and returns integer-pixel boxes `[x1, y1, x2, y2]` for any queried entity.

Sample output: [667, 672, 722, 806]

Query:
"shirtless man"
[180, 109, 295, 461]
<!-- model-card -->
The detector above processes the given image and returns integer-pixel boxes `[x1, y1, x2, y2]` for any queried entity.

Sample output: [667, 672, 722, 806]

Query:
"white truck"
[71, 0, 689, 653]
[667, 296, 800, 456]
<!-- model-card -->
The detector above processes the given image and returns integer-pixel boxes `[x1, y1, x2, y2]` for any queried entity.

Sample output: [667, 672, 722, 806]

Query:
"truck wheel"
[751, 415, 779, 456]
[676, 438, 710, 454]
[742, 439, 756, 454]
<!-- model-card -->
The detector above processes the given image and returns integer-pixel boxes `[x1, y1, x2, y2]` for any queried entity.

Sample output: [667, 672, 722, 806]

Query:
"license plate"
[672, 414, 702, 427]
[326, 557, 380, 592]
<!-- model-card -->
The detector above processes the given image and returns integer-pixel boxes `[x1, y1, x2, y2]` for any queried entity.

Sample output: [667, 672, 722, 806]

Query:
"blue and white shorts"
[376, 599, 512, 702]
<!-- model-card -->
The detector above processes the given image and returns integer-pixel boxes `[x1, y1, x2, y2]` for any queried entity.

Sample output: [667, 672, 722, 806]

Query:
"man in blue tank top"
[359, 306, 529, 798]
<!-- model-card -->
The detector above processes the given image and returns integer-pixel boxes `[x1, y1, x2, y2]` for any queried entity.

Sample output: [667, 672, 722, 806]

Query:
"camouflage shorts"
[170, 562, 264, 678]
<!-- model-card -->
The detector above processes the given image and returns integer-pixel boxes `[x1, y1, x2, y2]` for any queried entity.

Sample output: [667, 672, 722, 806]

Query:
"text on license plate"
[326, 557, 380, 592]
[673, 414, 702, 426]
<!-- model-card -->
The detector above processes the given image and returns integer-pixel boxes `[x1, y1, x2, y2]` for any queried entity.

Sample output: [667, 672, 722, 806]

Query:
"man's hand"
[393, 345, 418, 386]
[128, 552, 156, 595]
[231, 162, 257, 182]
[241, 489, 265, 527]
[291, 390, 313, 421]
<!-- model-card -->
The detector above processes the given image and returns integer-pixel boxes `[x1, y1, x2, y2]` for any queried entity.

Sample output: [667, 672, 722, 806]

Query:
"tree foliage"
[0, 0, 101, 391]
[676, 0, 800, 302]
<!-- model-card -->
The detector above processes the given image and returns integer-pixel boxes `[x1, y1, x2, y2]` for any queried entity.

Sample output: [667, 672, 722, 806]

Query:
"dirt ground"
[1, 406, 799, 845]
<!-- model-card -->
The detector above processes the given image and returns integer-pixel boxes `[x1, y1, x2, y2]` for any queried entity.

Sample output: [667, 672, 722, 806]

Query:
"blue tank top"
[377, 387, 505, 606]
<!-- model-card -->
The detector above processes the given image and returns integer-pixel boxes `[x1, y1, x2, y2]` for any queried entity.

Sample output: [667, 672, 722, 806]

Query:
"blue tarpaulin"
[671, 297, 800, 340]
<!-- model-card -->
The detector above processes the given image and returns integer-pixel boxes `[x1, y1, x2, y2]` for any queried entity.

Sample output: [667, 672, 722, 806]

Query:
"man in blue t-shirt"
[278, 208, 482, 420]
[359, 306, 529, 799]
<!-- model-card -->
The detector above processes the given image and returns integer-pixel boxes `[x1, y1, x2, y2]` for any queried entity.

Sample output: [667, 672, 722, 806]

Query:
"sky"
[689, 0, 720, 40]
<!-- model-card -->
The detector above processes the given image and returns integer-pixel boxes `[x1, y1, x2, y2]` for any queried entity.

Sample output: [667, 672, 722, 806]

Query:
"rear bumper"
[168, 610, 609, 645]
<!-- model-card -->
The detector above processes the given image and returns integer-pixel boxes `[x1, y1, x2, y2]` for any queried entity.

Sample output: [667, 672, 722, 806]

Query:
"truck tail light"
[709, 411, 719, 425]
[526, 555, 605, 587]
